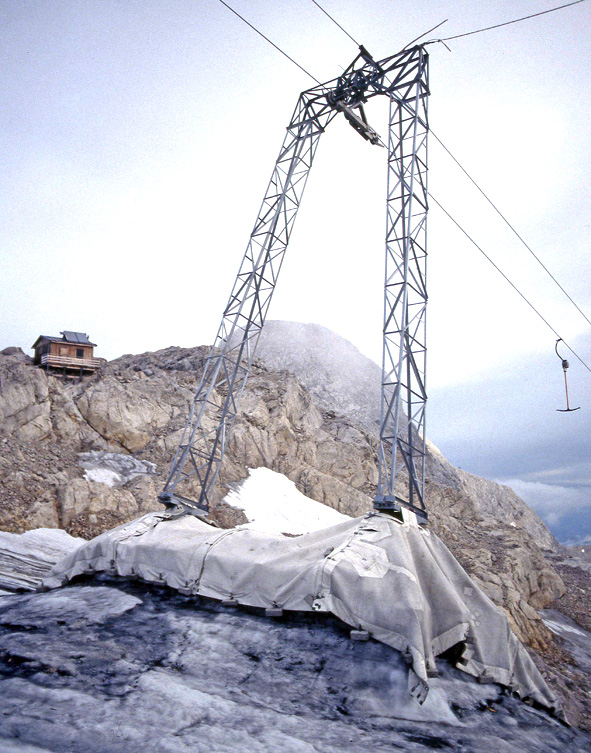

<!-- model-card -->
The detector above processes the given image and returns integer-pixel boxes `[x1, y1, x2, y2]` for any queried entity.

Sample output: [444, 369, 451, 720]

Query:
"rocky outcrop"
[76, 379, 174, 452]
[0, 338, 571, 652]
[258, 321, 558, 553]
[1, 329, 590, 730]
[257, 320, 383, 432]
[0, 350, 51, 443]
[57, 479, 140, 528]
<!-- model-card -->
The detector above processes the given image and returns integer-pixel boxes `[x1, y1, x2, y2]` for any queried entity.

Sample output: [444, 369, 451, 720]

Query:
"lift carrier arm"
[159, 44, 429, 524]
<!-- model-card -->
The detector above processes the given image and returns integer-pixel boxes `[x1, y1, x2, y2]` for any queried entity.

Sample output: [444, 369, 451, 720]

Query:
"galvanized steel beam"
[374, 47, 429, 524]
[160, 46, 429, 522]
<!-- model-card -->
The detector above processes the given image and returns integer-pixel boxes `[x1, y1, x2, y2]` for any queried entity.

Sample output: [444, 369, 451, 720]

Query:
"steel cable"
[310, 0, 360, 46]
[218, 0, 321, 83]
[430, 193, 591, 375]
[216, 0, 590, 373]
[431, 130, 591, 330]
[427, 0, 588, 44]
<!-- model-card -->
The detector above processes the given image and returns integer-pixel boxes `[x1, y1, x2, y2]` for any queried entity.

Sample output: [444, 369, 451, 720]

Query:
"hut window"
[76, 349, 84, 358]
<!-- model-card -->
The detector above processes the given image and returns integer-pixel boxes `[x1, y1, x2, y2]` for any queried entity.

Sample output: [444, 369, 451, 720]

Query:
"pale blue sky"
[1, 1, 590, 540]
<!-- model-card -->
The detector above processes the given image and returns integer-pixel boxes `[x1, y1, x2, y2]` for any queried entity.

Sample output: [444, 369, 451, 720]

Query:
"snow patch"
[84, 468, 122, 486]
[223, 467, 350, 535]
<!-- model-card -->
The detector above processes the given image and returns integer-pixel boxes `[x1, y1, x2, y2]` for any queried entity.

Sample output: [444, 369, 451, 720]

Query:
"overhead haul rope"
[427, 0, 588, 44]
[217, 0, 320, 83]
[403, 20, 448, 49]
[309, 1, 588, 52]
[311, 1, 591, 328]
[430, 193, 591, 376]
[216, 0, 590, 373]
[310, 0, 360, 46]
[309, 0, 448, 51]
[431, 130, 591, 330]
[307, 2, 591, 345]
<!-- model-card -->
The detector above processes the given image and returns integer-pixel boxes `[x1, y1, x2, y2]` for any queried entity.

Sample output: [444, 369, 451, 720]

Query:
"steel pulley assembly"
[555, 338, 580, 412]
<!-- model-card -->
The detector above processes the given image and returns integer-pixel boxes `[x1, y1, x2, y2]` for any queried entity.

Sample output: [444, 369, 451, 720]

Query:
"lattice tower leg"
[374, 53, 429, 524]
[159, 92, 335, 514]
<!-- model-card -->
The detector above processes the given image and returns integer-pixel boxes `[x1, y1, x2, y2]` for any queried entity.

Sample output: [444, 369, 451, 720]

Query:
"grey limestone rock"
[0, 324, 582, 702]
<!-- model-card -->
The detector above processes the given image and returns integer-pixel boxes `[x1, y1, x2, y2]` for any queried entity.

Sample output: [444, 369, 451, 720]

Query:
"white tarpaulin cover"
[43, 510, 559, 714]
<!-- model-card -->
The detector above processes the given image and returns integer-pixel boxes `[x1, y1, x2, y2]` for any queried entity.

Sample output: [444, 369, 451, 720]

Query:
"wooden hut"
[32, 331, 100, 377]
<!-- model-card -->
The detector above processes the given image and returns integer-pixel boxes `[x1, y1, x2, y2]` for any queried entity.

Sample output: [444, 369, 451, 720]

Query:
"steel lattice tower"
[159, 45, 429, 524]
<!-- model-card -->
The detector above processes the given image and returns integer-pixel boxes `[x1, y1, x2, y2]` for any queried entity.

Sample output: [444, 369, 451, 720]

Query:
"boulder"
[57, 479, 139, 528]
[0, 352, 51, 442]
[76, 378, 173, 452]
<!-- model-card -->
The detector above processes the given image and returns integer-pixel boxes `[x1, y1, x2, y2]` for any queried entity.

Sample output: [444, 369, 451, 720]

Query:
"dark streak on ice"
[0, 576, 589, 753]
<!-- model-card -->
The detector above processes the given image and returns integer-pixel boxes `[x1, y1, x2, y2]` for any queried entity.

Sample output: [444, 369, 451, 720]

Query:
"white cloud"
[564, 534, 591, 547]
[499, 478, 589, 524]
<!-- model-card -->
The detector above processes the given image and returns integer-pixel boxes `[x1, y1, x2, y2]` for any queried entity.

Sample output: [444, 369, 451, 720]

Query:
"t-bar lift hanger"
[555, 338, 580, 412]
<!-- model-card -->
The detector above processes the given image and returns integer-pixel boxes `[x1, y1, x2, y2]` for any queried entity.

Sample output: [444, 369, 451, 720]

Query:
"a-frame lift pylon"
[159, 44, 429, 525]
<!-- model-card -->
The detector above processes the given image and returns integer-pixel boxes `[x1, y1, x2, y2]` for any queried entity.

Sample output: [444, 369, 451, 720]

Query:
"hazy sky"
[1, 1, 590, 541]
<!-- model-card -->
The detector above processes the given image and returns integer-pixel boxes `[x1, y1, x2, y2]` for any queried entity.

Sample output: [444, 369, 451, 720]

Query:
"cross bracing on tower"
[159, 44, 430, 525]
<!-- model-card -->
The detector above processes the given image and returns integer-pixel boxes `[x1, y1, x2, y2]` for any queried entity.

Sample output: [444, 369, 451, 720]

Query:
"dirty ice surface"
[1, 578, 589, 753]
[78, 451, 157, 487]
[0, 474, 589, 749]
[223, 467, 350, 534]
[541, 608, 591, 675]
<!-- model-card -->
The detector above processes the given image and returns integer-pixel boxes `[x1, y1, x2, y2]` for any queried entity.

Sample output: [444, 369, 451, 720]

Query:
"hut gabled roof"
[31, 332, 97, 349]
